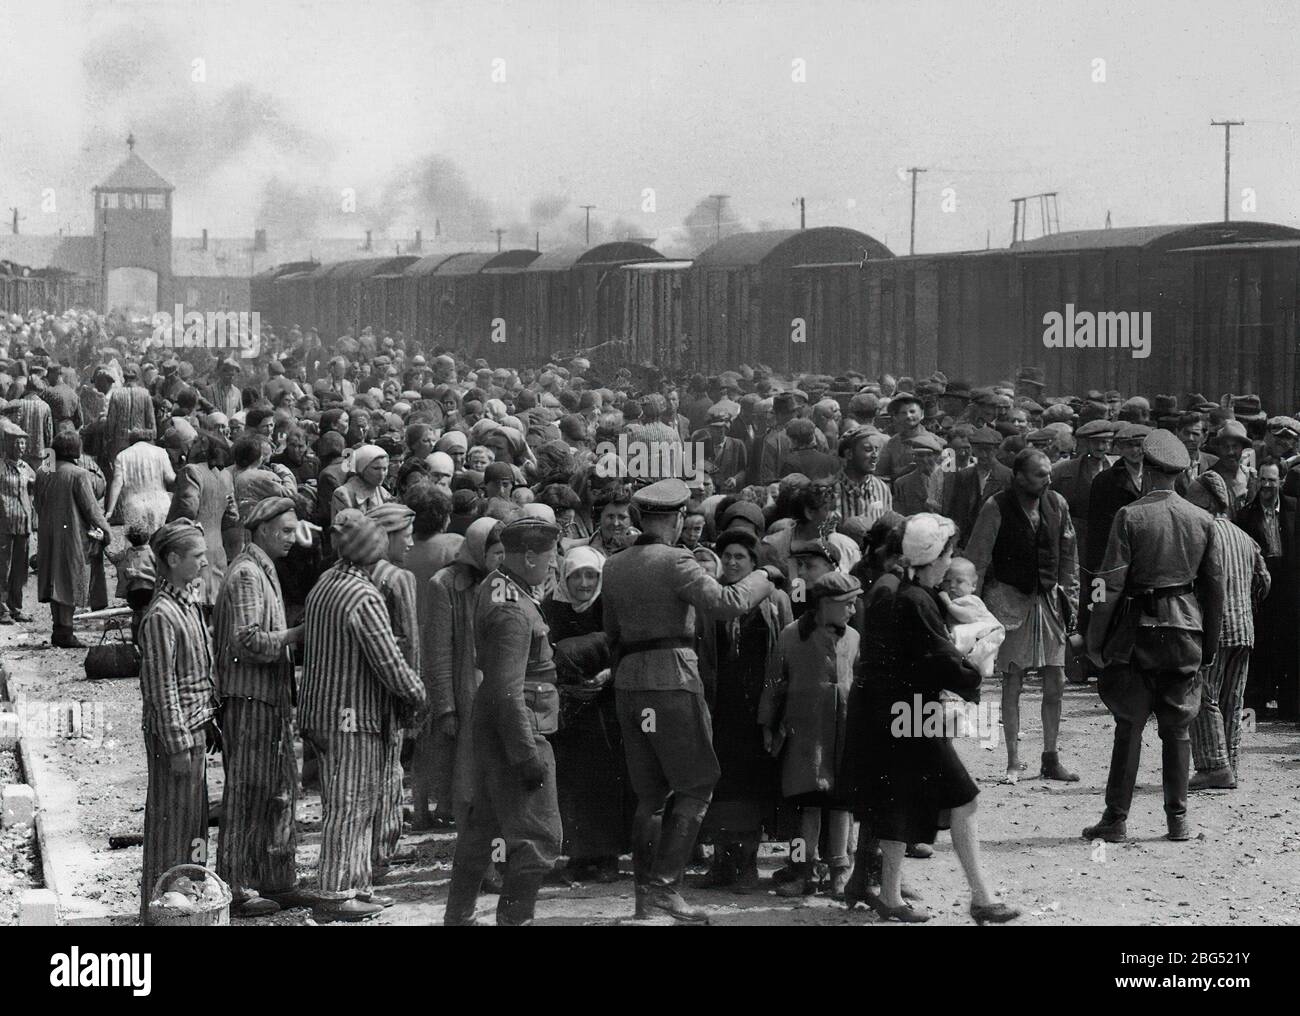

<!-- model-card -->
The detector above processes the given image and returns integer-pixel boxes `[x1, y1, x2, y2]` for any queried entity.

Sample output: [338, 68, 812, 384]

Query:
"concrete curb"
[1, 657, 115, 925]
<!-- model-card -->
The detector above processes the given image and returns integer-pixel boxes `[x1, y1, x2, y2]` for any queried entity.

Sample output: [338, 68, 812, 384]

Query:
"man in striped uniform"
[7, 385, 53, 471]
[444, 516, 562, 927]
[0, 421, 35, 624]
[138, 521, 218, 923]
[1185, 472, 1269, 790]
[365, 501, 420, 875]
[831, 429, 892, 529]
[213, 496, 309, 917]
[300, 509, 425, 922]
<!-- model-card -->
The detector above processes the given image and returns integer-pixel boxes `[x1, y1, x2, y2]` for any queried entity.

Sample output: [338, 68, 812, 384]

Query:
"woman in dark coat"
[541, 546, 630, 882]
[697, 529, 791, 891]
[859, 512, 1020, 924]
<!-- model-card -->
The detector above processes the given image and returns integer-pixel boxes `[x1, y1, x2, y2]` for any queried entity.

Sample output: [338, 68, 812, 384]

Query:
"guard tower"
[92, 134, 174, 315]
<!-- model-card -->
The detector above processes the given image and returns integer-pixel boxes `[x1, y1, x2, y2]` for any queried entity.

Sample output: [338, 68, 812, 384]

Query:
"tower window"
[100, 192, 119, 209]
[146, 193, 165, 210]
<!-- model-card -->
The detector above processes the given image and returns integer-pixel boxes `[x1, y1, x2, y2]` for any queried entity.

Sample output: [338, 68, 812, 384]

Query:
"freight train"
[252, 220, 1300, 408]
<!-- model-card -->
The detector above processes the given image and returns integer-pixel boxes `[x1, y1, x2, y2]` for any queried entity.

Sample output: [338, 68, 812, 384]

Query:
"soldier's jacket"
[472, 566, 557, 770]
[1089, 489, 1225, 675]
[602, 536, 772, 695]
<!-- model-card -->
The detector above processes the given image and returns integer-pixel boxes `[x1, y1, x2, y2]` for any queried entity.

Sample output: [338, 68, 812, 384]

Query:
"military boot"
[496, 873, 545, 926]
[644, 812, 710, 923]
[631, 810, 663, 920]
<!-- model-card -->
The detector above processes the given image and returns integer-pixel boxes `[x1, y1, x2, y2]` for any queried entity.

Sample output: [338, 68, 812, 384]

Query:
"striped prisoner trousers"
[216, 697, 299, 899]
[141, 729, 209, 922]
[308, 728, 384, 900]
[372, 734, 403, 867]
[1190, 645, 1252, 775]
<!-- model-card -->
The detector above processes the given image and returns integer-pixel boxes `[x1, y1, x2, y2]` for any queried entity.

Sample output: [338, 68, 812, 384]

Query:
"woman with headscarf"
[167, 431, 241, 610]
[330, 444, 392, 524]
[421, 518, 504, 833]
[435, 431, 468, 474]
[858, 513, 1019, 924]
[538, 546, 625, 882]
[697, 529, 791, 890]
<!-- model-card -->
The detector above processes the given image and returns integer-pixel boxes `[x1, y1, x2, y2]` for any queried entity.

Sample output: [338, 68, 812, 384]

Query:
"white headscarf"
[553, 544, 605, 613]
[901, 513, 957, 569]
[344, 443, 387, 480]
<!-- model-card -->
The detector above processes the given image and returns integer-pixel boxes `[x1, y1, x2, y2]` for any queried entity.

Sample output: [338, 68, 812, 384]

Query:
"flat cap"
[1142, 429, 1190, 473]
[1267, 415, 1300, 437]
[791, 538, 841, 565]
[808, 571, 862, 603]
[1114, 423, 1152, 442]
[970, 426, 1002, 447]
[1027, 428, 1056, 445]
[633, 477, 691, 514]
[484, 462, 515, 483]
[906, 430, 944, 453]
[1076, 418, 1116, 438]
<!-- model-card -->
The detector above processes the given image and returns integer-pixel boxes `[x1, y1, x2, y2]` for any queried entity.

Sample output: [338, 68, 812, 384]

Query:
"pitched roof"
[96, 151, 173, 191]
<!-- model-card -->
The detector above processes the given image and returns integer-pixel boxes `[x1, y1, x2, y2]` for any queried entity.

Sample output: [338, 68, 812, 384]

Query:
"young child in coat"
[937, 557, 1004, 737]
[107, 523, 157, 641]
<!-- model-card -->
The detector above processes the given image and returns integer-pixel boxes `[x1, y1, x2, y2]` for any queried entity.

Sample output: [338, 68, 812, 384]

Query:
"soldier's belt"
[619, 636, 695, 657]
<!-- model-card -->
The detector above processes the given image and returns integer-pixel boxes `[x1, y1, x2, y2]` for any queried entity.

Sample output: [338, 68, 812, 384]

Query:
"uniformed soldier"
[444, 516, 563, 926]
[602, 478, 774, 923]
[1084, 430, 1224, 843]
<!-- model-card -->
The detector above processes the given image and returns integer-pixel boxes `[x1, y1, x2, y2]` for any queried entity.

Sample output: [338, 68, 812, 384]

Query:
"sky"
[1, 0, 1297, 255]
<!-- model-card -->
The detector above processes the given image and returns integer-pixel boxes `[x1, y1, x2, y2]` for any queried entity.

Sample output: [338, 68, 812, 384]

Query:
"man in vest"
[1084, 430, 1224, 843]
[965, 448, 1080, 786]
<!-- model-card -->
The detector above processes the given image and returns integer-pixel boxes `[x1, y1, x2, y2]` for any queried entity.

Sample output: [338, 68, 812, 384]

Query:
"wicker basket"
[145, 864, 231, 927]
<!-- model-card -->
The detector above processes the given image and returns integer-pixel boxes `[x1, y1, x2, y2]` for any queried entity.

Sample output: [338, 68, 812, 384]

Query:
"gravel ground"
[3, 555, 1299, 926]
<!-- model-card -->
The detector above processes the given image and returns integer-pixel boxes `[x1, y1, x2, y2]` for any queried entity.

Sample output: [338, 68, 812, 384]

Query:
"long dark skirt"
[554, 698, 632, 860]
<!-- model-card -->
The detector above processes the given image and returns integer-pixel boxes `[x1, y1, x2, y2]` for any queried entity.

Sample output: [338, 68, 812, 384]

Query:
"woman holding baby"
[855, 512, 1020, 924]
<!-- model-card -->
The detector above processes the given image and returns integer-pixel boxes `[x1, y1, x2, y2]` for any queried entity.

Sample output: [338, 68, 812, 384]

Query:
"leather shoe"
[9, 609, 32, 622]
[1189, 767, 1236, 791]
[357, 892, 395, 908]
[1081, 816, 1127, 842]
[263, 887, 325, 909]
[1166, 816, 1191, 841]
[313, 899, 384, 922]
[231, 895, 281, 918]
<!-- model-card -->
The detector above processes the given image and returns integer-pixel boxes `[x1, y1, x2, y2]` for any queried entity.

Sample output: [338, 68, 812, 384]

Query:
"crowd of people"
[1, 304, 1295, 926]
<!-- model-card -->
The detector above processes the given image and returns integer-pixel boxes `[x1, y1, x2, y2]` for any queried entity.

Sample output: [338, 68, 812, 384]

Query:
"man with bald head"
[965, 448, 1080, 786]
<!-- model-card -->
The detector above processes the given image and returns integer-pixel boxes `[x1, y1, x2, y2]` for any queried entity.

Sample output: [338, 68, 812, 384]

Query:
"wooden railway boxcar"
[690, 227, 893, 374]
[518, 242, 662, 362]
[412, 249, 540, 355]
[620, 260, 693, 367]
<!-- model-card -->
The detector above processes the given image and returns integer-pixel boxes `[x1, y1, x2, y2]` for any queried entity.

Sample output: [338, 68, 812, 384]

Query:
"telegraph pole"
[794, 196, 805, 229]
[709, 194, 729, 243]
[906, 167, 926, 255]
[579, 204, 596, 244]
[1210, 120, 1244, 222]
[493, 228, 505, 251]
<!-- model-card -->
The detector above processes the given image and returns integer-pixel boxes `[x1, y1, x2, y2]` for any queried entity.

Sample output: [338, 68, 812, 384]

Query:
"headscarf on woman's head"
[332, 508, 388, 566]
[435, 431, 468, 455]
[456, 516, 502, 573]
[470, 418, 503, 445]
[484, 398, 508, 422]
[345, 443, 387, 481]
[693, 544, 722, 579]
[553, 544, 605, 613]
[900, 512, 957, 570]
